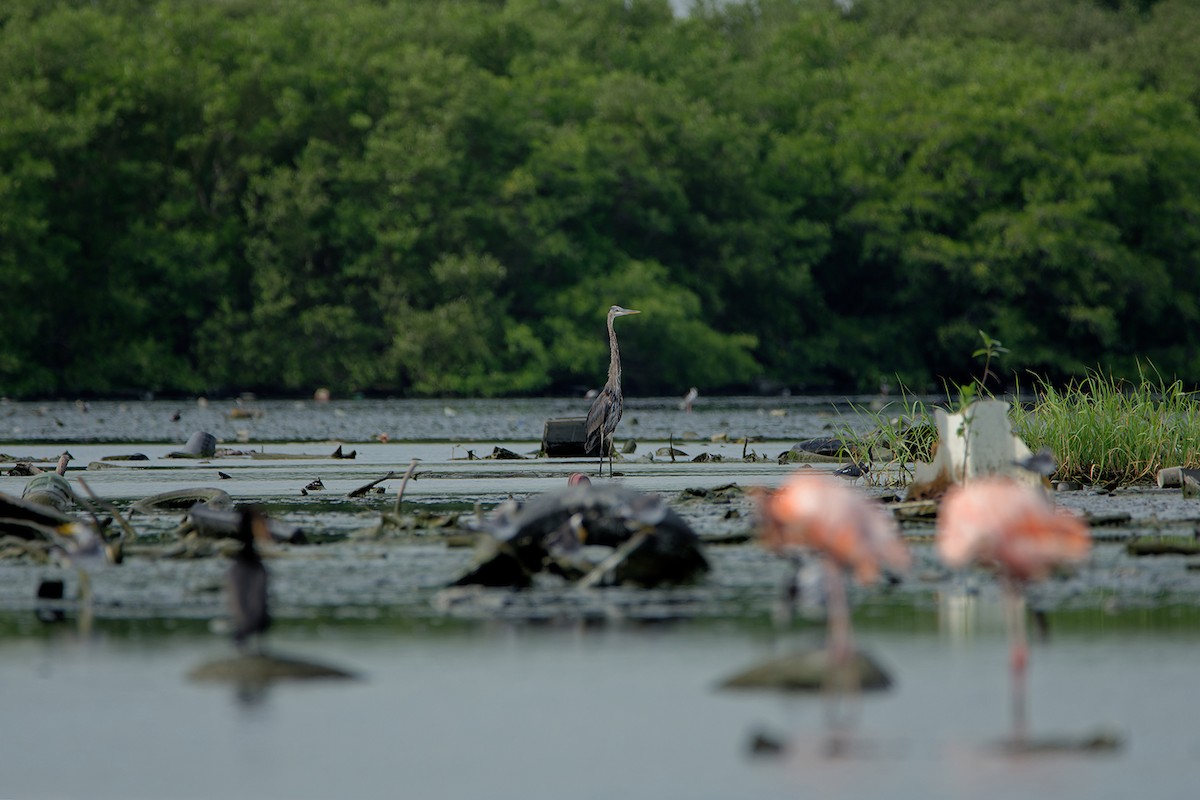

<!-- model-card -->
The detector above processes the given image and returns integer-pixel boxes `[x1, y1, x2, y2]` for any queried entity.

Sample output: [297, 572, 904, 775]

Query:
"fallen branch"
[346, 471, 398, 498]
[576, 530, 650, 590]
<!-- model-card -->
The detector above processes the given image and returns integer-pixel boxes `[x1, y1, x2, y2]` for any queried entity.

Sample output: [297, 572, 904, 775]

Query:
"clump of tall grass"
[833, 391, 939, 487]
[1010, 369, 1200, 486]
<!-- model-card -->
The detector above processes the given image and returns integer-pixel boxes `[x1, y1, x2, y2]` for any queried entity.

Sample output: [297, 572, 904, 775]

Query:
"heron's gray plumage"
[585, 305, 640, 477]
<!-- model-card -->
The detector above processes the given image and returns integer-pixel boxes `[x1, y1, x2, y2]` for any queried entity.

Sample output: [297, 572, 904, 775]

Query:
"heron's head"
[609, 305, 641, 319]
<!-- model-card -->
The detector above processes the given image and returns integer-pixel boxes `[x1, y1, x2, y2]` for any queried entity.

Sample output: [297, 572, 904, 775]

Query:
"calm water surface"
[3, 617, 1197, 800]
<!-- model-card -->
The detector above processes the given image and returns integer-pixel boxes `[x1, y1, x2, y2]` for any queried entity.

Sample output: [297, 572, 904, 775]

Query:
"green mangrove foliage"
[2, 0, 1200, 397]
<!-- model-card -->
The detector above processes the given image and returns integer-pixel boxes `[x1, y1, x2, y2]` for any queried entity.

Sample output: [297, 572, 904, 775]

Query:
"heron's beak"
[618, 308, 641, 317]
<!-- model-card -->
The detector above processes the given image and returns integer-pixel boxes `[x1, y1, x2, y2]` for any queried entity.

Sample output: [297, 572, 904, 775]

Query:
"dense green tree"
[3, 0, 1200, 398]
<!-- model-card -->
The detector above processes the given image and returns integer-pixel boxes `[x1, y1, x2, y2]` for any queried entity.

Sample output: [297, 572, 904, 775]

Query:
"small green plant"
[972, 330, 1009, 391]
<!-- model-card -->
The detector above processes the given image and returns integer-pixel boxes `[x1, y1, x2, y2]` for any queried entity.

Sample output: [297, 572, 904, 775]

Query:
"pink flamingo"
[759, 475, 910, 708]
[936, 476, 1091, 744]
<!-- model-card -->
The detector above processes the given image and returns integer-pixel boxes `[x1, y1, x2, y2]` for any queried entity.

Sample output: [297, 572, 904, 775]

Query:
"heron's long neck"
[607, 315, 622, 388]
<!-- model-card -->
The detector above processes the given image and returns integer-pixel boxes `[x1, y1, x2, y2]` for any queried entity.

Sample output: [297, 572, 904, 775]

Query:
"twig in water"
[75, 476, 136, 560]
[393, 459, 421, 514]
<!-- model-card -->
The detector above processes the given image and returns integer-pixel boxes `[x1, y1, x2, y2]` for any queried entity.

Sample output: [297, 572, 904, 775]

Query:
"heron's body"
[585, 305, 640, 477]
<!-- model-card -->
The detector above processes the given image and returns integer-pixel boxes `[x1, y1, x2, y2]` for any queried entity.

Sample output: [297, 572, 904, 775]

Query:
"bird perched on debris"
[585, 305, 641, 478]
[1014, 447, 1057, 478]
[229, 507, 273, 652]
[936, 476, 1090, 743]
[833, 461, 869, 485]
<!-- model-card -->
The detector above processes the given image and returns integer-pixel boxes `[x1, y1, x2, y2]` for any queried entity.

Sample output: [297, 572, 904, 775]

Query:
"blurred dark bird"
[1014, 448, 1057, 477]
[229, 507, 273, 652]
[585, 305, 641, 477]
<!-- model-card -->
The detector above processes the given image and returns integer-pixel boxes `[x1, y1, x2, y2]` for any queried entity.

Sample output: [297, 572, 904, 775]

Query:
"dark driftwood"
[347, 471, 398, 498]
[1126, 537, 1200, 557]
[0, 491, 75, 538]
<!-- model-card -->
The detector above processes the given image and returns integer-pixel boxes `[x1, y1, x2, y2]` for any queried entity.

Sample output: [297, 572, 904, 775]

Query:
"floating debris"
[907, 400, 1042, 500]
[166, 431, 217, 459]
[131, 487, 233, 515]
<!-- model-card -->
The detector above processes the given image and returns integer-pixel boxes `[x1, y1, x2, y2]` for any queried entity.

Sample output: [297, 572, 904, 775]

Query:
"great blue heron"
[585, 305, 641, 477]
[229, 506, 272, 652]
